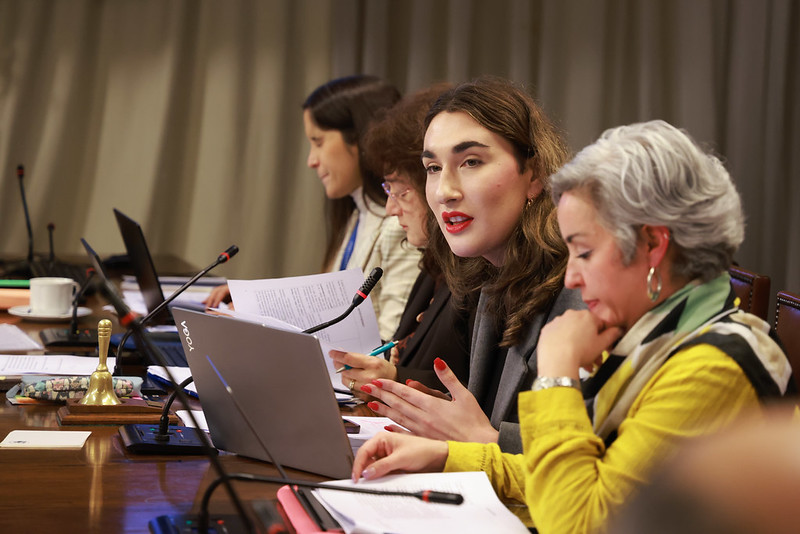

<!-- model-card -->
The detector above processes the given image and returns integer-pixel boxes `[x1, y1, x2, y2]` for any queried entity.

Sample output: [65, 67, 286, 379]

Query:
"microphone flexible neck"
[200, 473, 464, 519]
[69, 270, 95, 336]
[17, 165, 34, 263]
[301, 267, 383, 335]
[302, 302, 356, 334]
[113, 247, 237, 374]
[155, 375, 194, 441]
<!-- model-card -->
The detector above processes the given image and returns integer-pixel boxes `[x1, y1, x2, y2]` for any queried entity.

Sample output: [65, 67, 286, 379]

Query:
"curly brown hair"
[362, 83, 452, 276]
[424, 76, 570, 347]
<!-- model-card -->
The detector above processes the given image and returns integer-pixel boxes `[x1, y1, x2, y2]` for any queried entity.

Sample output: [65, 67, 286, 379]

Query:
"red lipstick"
[442, 211, 473, 234]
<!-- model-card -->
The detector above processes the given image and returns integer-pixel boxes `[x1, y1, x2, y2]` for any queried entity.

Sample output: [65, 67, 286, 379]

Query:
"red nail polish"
[405, 379, 414, 386]
[360, 384, 372, 394]
[367, 401, 380, 411]
[371, 379, 383, 388]
[383, 425, 394, 432]
[434, 357, 446, 371]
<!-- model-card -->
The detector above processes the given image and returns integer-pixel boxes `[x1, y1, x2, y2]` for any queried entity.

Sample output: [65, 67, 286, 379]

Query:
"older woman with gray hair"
[349, 120, 792, 534]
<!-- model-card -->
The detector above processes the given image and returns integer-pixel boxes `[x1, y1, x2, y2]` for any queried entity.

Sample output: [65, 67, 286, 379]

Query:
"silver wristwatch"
[532, 376, 581, 391]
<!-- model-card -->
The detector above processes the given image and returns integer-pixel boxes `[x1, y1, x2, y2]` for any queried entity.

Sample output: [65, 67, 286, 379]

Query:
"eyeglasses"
[381, 181, 413, 203]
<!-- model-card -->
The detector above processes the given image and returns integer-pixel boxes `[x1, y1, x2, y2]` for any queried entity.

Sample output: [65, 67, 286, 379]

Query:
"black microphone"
[1, 165, 35, 278]
[113, 245, 239, 375]
[303, 267, 383, 334]
[39, 267, 98, 348]
[18, 165, 34, 264]
[97, 279, 254, 534]
[47, 222, 55, 263]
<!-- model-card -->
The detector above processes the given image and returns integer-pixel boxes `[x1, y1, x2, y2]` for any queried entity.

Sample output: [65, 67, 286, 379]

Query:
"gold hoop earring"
[646, 267, 662, 302]
[525, 197, 533, 207]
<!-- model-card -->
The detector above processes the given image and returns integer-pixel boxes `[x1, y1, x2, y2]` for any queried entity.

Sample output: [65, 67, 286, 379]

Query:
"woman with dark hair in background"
[330, 83, 477, 393]
[207, 75, 421, 341]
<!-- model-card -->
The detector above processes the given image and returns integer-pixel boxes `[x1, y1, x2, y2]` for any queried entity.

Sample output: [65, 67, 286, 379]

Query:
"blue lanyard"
[339, 217, 360, 270]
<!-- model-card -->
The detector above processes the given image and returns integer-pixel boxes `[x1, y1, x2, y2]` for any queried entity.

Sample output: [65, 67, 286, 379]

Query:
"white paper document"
[227, 269, 382, 354]
[312, 471, 530, 534]
[0, 430, 92, 449]
[0, 354, 116, 375]
[122, 287, 212, 316]
[176, 409, 208, 431]
[0, 324, 43, 352]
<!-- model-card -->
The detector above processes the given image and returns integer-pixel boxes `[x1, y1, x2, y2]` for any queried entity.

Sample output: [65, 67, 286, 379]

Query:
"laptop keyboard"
[149, 342, 188, 367]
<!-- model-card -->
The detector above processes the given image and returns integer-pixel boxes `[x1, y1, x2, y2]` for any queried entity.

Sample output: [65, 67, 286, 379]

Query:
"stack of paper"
[311, 471, 530, 534]
[0, 354, 114, 375]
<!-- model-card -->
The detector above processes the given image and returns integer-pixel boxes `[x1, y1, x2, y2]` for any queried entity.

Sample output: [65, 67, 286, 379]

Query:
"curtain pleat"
[1, 0, 797, 318]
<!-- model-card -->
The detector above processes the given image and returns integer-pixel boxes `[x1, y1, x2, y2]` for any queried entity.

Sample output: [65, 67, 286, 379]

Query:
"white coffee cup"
[29, 277, 80, 316]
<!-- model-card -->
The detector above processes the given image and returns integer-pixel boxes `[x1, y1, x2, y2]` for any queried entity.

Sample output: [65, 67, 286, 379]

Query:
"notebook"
[170, 307, 355, 479]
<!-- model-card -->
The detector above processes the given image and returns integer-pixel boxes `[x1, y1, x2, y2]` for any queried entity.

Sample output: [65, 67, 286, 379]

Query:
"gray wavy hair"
[550, 120, 744, 282]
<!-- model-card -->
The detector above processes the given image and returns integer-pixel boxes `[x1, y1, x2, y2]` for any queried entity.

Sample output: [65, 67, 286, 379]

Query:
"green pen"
[335, 340, 397, 373]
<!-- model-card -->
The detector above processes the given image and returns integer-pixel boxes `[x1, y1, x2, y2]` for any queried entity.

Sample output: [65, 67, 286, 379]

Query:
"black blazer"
[468, 287, 586, 452]
[393, 271, 474, 391]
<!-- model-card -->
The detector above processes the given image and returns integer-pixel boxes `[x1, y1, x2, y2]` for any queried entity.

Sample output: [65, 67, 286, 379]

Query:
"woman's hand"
[536, 309, 623, 379]
[404, 379, 450, 400]
[330, 349, 398, 398]
[352, 432, 449, 482]
[203, 284, 232, 309]
[359, 358, 499, 444]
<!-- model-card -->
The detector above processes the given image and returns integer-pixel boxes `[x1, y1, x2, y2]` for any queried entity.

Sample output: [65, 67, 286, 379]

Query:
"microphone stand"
[116, 245, 238, 454]
[0, 165, 34, 278]
[39, 269, 97, 348]
[113, 245, 238, 375]
[118, 375, 209, 455]
[19, 165, 34, 264]
[100, 281, 254, 534]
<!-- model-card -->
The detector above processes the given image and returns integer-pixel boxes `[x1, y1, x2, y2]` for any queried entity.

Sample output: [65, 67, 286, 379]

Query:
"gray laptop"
[170, 307, 354, 479]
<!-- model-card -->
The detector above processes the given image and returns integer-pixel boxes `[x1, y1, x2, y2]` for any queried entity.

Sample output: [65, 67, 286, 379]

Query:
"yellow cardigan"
[444, 344, 760, 534]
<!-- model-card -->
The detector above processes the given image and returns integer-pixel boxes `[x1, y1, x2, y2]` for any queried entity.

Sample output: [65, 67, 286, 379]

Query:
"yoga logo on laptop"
[180, 320, 195, 352]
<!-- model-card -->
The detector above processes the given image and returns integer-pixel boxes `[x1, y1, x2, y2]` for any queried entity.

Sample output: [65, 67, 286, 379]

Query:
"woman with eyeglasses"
[330, 83, 476, 393]
[206, 75, 421, 342]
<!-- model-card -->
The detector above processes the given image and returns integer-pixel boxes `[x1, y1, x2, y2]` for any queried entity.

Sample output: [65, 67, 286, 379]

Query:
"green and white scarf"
[584, 273, 791, 443]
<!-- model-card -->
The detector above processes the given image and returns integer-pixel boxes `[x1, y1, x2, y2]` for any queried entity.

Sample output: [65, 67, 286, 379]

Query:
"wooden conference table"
[0, 289, 371, 533]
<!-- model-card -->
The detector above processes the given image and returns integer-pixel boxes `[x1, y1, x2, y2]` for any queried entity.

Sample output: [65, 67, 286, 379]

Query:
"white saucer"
[7, 305, 92, 322]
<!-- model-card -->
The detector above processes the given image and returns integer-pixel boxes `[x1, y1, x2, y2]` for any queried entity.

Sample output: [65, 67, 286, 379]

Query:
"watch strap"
[532, 376, 581, 391]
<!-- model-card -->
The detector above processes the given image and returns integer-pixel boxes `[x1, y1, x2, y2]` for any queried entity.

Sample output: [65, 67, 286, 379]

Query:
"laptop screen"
[113, 208, 171, 325]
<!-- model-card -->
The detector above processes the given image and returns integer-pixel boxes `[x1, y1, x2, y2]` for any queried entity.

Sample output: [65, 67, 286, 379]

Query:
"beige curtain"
[1, 0, 797, 318]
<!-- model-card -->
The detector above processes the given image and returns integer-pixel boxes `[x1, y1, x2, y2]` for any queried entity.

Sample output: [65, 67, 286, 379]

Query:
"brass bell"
[80, 319, 122, 406]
